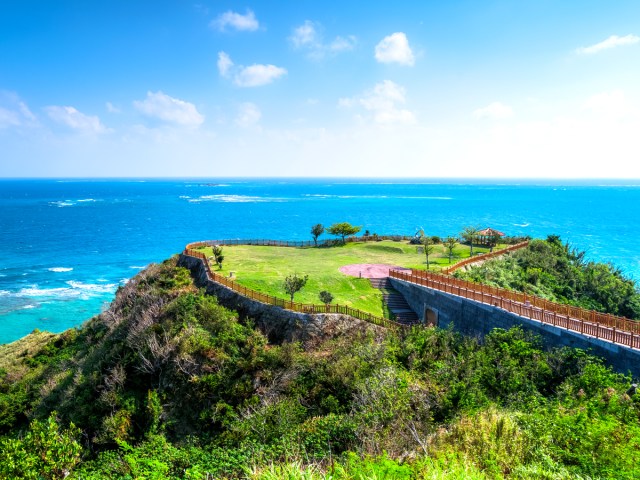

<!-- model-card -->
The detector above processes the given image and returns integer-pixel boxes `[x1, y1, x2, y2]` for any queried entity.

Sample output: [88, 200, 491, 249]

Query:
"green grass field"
[195, 240, 496, 317]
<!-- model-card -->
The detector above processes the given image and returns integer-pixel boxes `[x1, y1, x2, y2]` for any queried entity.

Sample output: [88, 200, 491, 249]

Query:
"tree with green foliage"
[444, 236, 457, 263]
[328, 222, 362, 243]
[0, 412, 82, 480]
[460, 225, 480, 257]
[422, 236, 435, 269]
[211, 245, 224, 269]
[319, 290, 334, 305]
[456, 236, 640, 319]
[311, 224, 325, 247]
[283, 273, 309, 301]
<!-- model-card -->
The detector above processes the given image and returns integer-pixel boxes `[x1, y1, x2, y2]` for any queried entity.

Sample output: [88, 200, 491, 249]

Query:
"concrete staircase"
[369, 277, 419, 325]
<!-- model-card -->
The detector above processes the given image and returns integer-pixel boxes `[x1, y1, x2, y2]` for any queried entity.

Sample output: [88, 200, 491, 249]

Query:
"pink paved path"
[339, 263, 412, 279]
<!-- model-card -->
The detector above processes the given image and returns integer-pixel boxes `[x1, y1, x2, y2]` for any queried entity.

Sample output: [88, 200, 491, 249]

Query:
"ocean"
[1, 178, 639, 344]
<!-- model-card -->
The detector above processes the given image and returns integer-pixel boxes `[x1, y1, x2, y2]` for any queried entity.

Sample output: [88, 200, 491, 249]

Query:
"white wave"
[179, 195, 191, 199]
[20, 305, 36, 310]
[129, 265, 146, 269]
[188, 195, 287, 203]
[513, 223, 530, 227]
[77, 198, 98, 202]
[48, 267, 73, 272]
[303, 194, 451, 200]
[49, 200, 75, 207]
[14, 281, 117, 301]
[66, 281, 117, 293]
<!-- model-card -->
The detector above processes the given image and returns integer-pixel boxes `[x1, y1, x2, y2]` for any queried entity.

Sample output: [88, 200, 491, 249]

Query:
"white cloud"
[583, 89, 631, 117]
[106, 102, 121, 114]
[290, 21, 356, 59]
[473, 102, 514, 120]
[291, 21, 316, 48]
[576, 34, 639, 54]
[0, 92, 37, 129]
[0, 107, 21, 128]
[211, 9, 259, 32]
[235, 64, 287, 87]
[374, 32, 415, 66]
[217, 51, 233, 77]
[45, 106, 108, 133]
[133, 91, 204, 126]
[340, 80, 415, 124]
[217, 52, 287, 87]
[235, 102, 261, 127]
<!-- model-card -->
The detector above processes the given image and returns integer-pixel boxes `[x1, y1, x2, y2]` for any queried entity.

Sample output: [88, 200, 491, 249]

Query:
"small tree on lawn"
[444, 236, 457, 263]
[327, 222, 362, 244]
[311, 224, 325, 247]
[212, 245, 224, 269]
[460, 225, 480, 257]
[423, 236, 435, 269]
[284, 273, 309, 302]
[319, 290, 334, 305]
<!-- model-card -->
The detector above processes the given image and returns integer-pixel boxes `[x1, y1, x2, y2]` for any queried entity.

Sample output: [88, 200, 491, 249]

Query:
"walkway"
[390, 269, 640, 350]
[369, 278, 419, 325]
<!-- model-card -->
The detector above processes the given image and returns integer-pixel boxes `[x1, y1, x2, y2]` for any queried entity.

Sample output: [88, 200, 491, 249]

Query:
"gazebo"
[477, 227, 505, 246]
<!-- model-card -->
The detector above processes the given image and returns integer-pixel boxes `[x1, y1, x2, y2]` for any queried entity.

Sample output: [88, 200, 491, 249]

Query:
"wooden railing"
[440, 241, 529, 274]
[183, 248, 407, 330]
[390, 269, 640, 349]
[186, 235, 413, 250]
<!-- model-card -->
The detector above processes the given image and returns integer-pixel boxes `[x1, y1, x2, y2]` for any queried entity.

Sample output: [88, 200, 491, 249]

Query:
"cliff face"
[0, 256, 382, 444]
[178, 253, 382, 344]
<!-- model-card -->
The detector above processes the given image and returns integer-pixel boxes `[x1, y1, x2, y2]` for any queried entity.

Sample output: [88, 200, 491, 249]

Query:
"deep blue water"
[1, 178, 639, 344]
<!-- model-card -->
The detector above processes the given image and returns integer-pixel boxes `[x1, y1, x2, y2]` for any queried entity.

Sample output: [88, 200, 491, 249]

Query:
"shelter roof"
[478, 227, 505, 236]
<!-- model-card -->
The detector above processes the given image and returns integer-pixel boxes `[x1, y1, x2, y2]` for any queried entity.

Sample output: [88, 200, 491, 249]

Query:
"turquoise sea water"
[1, 178, 639, 344]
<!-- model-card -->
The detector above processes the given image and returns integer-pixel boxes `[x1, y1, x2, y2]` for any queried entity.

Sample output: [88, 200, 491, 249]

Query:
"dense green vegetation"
[1, 256, 640, 478]
[456, 235, 640, 319]
[195, 240, 494, 316]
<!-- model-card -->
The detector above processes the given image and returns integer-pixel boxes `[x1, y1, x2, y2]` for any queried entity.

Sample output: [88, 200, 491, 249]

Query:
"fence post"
[613, 327, 616, 344]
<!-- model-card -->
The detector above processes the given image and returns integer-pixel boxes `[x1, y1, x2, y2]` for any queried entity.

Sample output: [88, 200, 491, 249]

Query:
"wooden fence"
[183, 248, 406, 330]
[186, 235, 413, 251]
[389, 269, 640, 349]
[440, 241, 529, 274]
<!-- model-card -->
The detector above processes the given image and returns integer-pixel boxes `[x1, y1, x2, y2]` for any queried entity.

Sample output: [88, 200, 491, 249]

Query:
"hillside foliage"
[1, 256, 639, 478]
[455, 235, 640, 319]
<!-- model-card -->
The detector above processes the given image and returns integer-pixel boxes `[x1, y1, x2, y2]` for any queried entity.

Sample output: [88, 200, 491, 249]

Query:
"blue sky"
[1, 0, 639, 177]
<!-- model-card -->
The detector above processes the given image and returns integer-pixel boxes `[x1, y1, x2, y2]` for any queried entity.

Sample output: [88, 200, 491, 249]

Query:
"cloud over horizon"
[133, 91, 204, 126]
[340, 80, 415, 124]
[473, 101, 514, 120]
[217, 52, 287, 87]
[235, 102, 261, 127]
[0, 92, 37, 129]
[45, 106, 108, 133]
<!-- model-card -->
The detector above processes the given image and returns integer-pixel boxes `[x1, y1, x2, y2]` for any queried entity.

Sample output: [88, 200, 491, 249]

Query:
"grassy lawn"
[195, 240, 498, 317]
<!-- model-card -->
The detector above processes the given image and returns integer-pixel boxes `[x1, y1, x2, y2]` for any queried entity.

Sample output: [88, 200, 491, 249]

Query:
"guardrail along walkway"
[390, 269, 640, 349]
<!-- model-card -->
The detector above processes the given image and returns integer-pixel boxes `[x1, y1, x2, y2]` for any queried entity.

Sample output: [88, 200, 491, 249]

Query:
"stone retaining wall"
[179, 254, 381, 343]
[390, 277, 640, 378]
